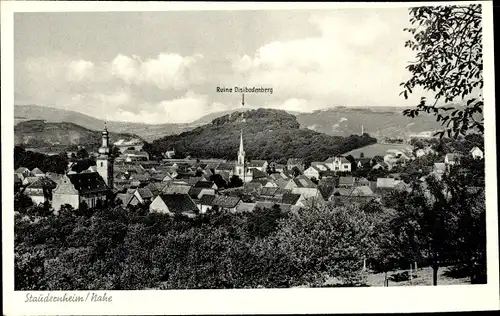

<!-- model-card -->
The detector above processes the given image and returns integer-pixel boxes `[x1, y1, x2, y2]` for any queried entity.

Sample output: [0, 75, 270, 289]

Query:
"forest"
[144, 109, 377, 164]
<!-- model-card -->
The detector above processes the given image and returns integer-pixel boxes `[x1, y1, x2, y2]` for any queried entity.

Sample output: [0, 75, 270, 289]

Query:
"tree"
[228, 175, 243, 188]
[401, 4, 484, 138]
[110, 145, 121, 159]
[76, 148, 89, 159]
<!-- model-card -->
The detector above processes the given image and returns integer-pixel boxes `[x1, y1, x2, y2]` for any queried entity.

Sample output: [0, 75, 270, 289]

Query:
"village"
[14, 124, 485, 218]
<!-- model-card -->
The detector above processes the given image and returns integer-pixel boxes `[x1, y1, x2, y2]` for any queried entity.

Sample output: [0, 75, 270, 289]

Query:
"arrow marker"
[242, 93, 245, 106]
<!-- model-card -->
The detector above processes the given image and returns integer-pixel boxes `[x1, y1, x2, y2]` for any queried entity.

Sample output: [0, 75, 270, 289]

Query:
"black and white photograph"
[2, 1, 498, 315]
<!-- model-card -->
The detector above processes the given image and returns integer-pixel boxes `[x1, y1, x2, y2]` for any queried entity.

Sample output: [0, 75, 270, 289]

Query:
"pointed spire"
[239, 129, 244, 153]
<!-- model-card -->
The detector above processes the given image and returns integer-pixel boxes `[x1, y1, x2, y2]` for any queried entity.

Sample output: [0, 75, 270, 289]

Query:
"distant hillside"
[15, 104, 449, 142]
[14, 105, 189, 142]
[147, 108, 377, 165]
[14, 120, 141, 151]
[296, 106, 443, 140]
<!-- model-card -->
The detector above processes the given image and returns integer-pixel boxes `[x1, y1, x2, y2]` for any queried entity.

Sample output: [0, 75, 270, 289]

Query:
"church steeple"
[237, 129, 245, 165]
[97, 124, 114, 189]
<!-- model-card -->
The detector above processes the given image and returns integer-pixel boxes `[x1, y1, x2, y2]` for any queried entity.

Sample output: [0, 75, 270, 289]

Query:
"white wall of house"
[303, 167, 320, 180]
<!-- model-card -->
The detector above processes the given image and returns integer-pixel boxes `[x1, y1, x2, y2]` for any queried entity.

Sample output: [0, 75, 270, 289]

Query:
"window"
[100, 162, 103, 167]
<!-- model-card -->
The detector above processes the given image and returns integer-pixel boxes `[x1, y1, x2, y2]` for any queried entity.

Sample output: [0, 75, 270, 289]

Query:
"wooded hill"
[147, 108, 377, 164]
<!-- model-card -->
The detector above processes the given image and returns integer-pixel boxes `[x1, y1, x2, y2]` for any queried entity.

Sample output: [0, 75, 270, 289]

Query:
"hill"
[14, 120, 141, 152]
[15, 104, 447, 142]
[147, 108, 378, 164]
[14, 104, 189, 142]
[296, 106, 443, 140]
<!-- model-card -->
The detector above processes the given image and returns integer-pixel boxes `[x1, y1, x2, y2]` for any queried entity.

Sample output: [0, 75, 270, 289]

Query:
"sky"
[14, 8, 435, 124]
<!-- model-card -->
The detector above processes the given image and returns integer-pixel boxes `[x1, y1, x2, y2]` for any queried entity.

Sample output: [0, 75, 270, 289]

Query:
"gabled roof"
[261, 186, 279, 197]
[137, 187, 154, 199]
[282, 193, 302, 205]
[212, 195, 241, 208]
[157, 194, 198, 213]
[376, 177, 395, 188]
[31, 167, 45, 175]
[470, 146, 483, 153]
[15, 167, 30, 174]
[27, 177, 56, 190]
[199, 194, 216, 206]
[333, 188, 351, 196]
[339, 176, 355, 185]
[187, 177, 204, 186]
[357, 177, 370, 185]
[251, 168, 268, 179]
[216, 163, 235, 171]
[248, 160, 267, 167]
[318, 185, 335, 200]
[351, 186, 374, 196]
[293, 175, 316, 188]
[123, 150, 149, 157]
[243, 182, 263, 192]
[194, 181, 215, 189]
[161, 183, 191, 195]
[67, 172, 109, 194]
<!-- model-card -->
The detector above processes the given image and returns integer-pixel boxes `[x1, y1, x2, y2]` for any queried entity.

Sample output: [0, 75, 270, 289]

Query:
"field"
[341, 142, 414, 158]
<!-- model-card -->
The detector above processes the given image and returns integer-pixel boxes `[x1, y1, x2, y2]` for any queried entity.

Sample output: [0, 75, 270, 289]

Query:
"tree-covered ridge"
[147, 108, 377, 164]
[15, 120, 141, 151]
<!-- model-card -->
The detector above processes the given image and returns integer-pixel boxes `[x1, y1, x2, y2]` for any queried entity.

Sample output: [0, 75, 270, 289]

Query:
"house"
[188, 186, 215, 200]
[24, 177, 57, 205]
[251, 168, 268, 180]
[338, 176, 355, 188]
[325, 156, 352, 172]
[356, 158, 372, 169]
[15, 167, 32, 180]
[291, 175, 320, 199]
[372, 161, 391, 171]
[287, 158, 305, 172]
[255, 202, 292, 213]
[356, 177, 370, 187]
[470, 146, 484, 160]
[310, 162, 329, 171]
[22, 176, 40, 186]
[149, 193, 198, 217]
[376, 178, 396, 189]
[133, 187, 154, 204]
[194, 180, 218, 190]
[210, 195, 241, 212]
[247, 160, 268, 172]
[165, 149, 176, 159]
[271, 163, 285, 172]
[243, 182, 263, 193]
[161, 183, 192, 195]
[52, 172, 110, 211]
[444, 153, 460, 166]
[351, 186, 374, 197]
[122, 150, 150, 162]
[235, 202, 256, 213]
[332, 187, 352, 197]
[281, 193, 304, 207]
[197, 194, 216, 213]
[260, 187, 280, 199]
[31, 167, 45, 177]
[303, 166, 321, 180]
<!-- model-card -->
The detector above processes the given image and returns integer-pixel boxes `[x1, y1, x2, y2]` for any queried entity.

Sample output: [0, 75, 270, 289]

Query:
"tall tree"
[400, 4, 483, 138]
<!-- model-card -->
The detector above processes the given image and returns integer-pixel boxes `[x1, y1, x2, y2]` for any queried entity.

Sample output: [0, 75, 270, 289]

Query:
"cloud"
[110, 52, 204, 90]
[67, 60, 94, 81]
[230, 10, 432, 109]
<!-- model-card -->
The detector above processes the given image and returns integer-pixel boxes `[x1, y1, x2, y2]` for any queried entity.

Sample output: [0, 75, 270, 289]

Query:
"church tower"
[235, 129, 245, 181]
[96, 125, 114, 190]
